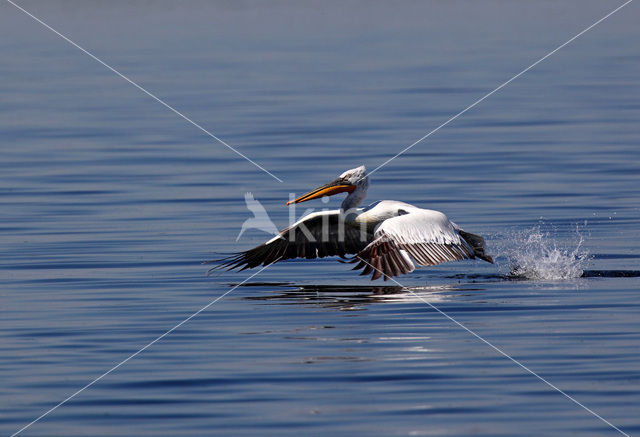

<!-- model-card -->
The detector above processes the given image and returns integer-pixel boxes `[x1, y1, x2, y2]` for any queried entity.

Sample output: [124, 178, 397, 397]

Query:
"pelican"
[211, 165, 493, 281]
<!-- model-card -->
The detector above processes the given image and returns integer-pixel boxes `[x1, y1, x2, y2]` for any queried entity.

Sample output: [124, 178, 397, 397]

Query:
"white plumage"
[211, 166, 492, 280]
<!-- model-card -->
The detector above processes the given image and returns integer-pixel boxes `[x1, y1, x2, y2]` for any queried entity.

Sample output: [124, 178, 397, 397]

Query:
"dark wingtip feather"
[371, 258, 382, 281]
[204, 252, 247, 276]
[479, 254, 494, 264]
[351, 260, 366, 271]
[458, 230, 493, 264]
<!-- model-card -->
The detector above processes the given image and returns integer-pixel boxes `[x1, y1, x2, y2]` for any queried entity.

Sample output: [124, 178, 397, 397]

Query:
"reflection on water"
[243, 283, 463, 308]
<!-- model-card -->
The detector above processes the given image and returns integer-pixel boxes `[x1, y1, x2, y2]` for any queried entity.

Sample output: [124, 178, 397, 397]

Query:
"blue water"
[1, 1, 639, 436]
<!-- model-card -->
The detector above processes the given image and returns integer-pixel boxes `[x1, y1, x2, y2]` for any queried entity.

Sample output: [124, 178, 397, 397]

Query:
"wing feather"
[207, 210, 371, 273]
[352, 209, 475, 280]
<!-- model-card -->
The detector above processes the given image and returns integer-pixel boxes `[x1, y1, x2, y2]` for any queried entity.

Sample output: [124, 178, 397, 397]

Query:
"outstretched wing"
[209, 210, 371, 273]
[351, 209, 475, 281]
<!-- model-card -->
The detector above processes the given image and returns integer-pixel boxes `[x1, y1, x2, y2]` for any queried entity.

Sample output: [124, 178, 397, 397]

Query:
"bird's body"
[211, 166, 492, 280]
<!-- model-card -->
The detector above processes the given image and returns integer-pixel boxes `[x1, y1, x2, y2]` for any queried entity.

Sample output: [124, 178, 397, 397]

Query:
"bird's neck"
[341, 181, 368, 211]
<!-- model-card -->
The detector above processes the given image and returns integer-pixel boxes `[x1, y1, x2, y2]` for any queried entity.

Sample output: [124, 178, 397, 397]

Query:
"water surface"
[1, 1, 639, 436]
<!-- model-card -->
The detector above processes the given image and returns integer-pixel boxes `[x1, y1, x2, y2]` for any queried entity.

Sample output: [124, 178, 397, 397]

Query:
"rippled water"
[2, 2, 639, 436]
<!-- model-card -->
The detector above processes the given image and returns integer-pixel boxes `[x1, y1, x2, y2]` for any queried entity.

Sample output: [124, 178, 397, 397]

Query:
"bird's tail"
[458, 230, 494, 264]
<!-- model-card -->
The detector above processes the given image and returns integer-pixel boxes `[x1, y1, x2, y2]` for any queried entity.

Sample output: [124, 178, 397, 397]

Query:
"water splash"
[501, 225, 589, 280]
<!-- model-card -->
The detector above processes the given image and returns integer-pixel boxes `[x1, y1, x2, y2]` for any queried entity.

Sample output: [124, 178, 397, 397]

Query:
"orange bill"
[286, 179, 355, 205]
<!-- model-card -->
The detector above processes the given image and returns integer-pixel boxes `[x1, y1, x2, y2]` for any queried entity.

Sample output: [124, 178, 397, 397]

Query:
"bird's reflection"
[241, 282, 479, 309]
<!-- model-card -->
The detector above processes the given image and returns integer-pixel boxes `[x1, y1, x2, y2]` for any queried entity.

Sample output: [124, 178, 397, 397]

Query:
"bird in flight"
[210, 165, 493, 280]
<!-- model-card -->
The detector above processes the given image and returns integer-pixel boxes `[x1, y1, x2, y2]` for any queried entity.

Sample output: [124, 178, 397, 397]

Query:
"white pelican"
[211, 165, 493, 281]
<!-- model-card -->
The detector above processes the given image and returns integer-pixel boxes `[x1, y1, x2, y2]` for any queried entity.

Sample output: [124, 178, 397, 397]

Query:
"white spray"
[499, 224, 589, 280]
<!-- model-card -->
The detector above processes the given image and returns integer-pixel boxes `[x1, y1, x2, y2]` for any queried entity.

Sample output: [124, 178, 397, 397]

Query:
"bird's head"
[286, 165, 368, 205]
